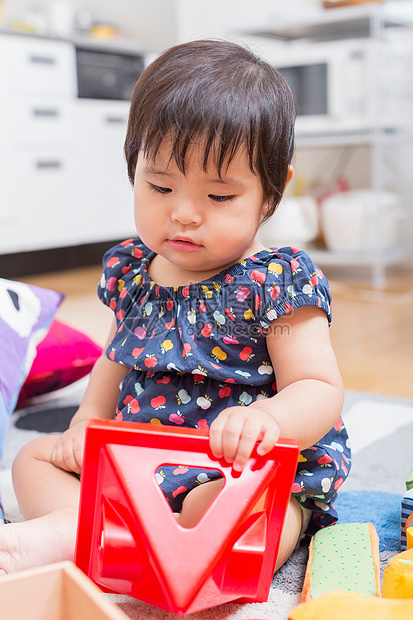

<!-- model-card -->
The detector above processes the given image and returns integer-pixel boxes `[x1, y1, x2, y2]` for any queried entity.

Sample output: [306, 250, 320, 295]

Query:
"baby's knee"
[177, 478, 225, 528]
[274, 497, 303, 572]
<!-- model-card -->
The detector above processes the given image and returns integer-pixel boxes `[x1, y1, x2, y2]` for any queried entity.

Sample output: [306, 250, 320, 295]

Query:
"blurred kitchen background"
[0, 0, 412, 397]
[1, 0, 413, 287]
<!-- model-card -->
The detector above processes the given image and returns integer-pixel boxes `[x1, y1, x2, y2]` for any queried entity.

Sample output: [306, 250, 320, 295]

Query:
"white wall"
[3, 0, 321, 47]
[171, 0, 320, 45]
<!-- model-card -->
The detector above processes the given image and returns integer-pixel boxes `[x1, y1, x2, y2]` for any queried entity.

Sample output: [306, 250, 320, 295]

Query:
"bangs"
[141, 113, 258, 179]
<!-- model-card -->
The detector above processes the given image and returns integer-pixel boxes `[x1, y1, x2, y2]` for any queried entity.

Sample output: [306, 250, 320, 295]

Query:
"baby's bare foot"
[0, 509, 78, 575]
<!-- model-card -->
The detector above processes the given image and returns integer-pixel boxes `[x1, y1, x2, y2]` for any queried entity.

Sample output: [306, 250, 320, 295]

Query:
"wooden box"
[0, 562, 128, 620]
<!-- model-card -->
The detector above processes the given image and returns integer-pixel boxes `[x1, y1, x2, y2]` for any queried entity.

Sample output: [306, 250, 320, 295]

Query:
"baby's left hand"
[209, 406, 280, 472]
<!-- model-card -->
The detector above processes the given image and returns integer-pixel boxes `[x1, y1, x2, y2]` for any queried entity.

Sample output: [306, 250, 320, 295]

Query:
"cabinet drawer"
[9, 98, 74, 146]
[0, 34, 76, 97]
[0, 150, 78, 253]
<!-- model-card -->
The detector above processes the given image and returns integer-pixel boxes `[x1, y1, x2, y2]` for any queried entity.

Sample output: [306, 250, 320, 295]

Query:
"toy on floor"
[407, 527, 413, 549]
[291, 474, 413, 619]
[0, 561, 129, 620]
[382, 547, 413, 599]
[75, 419, 299, 615]
[301, 522, 380, 602]
[401, 468, 413, 550]
[292, 522, 413, 618]
[289, 590, 413, 620]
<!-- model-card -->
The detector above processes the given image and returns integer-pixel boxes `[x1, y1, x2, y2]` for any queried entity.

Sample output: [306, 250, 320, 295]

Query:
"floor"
[21, 262, 413, 400]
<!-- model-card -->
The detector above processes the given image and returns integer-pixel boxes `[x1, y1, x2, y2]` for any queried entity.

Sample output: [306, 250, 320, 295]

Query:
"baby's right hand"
[51, 421, 87, 475]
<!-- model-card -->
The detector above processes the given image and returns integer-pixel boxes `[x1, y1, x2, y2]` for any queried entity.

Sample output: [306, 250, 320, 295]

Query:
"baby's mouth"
[167, 237, 202, 252]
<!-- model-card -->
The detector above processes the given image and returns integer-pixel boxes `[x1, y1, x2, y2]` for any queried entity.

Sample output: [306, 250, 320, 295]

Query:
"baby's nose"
[171, 200, 202, 226]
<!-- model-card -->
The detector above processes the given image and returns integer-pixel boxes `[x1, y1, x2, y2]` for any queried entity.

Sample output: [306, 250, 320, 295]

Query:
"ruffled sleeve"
[245, 247, 332, 329]
[97, 238, 149, 311]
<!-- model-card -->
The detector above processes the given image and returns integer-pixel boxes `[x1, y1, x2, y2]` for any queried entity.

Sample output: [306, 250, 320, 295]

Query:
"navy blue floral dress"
[98, 238, 351, 538]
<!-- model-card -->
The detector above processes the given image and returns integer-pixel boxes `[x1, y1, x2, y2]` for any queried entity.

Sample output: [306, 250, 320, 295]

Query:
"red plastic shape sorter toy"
[75, 419, 299, 615]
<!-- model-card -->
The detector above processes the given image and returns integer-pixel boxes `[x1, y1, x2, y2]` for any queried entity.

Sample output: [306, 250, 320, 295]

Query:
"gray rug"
[1, 382, 412, 619]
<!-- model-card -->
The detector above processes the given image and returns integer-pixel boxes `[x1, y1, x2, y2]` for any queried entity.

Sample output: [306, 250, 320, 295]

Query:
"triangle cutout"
[154, 462, 226, 528]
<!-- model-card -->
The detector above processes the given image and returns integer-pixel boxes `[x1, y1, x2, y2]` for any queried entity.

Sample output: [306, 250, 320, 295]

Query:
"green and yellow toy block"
[301, 523, 380, 602]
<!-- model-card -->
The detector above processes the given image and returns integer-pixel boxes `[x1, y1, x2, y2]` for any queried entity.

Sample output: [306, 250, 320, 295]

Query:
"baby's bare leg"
[274, 497, 302, 572]
[176, 478, 225, 528]
[0, 435, 80, 574]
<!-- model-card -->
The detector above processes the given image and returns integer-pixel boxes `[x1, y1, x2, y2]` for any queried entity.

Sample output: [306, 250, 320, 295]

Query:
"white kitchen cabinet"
[71, 99, 134, 245]
[1, 150, 78, 252]
[0, 34, 77, 97]
[8, 98, 75, 147]
[0, 32, 136, 256]
[0, 34, 78, 253]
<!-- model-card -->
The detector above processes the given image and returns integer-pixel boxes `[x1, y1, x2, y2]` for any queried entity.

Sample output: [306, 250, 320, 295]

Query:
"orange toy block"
[382, 547, 413, 598]
[289, 590, 413, 620]
[75, 420, 299, 615]
[407, 526, 413, 549]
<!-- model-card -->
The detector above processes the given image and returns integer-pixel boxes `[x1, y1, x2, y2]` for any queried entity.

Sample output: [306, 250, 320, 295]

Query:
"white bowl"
[321, 190, 402, 252]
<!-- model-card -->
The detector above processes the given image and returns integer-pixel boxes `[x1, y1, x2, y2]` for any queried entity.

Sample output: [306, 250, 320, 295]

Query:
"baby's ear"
[261, 201, 270, 218]
[285, 165, 294, 192]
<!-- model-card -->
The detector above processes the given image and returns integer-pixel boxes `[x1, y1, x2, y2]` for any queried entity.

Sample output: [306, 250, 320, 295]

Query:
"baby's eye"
[209, 194, 236, 203]
[149, 183, 172, 195]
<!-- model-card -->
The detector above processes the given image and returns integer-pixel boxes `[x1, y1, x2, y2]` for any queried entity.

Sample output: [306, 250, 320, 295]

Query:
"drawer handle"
[35, 160, 62, 170]
[32, 109, 59, 118]
[29, 55, 56, 65]
[105, 116, 126, 124]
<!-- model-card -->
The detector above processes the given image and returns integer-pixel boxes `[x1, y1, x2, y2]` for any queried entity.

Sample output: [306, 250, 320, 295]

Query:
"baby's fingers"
[72, 437, 85, 472]
[211, 412, 260, 472]
[51, 437, 81, 474]
[231, 420, 261, 471]
[209, 409, 231, 459]
[256, 420, 280, 456]
[51, 438, 65, 469]
[233, 417, 280, 471]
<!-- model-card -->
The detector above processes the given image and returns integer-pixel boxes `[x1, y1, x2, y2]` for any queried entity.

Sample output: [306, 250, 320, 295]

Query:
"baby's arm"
[209, 306, 344, 471]
[51, 318, 129, 473]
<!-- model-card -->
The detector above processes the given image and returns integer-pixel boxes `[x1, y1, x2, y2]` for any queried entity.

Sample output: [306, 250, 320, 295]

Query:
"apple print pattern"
[98, 238, 351, 533]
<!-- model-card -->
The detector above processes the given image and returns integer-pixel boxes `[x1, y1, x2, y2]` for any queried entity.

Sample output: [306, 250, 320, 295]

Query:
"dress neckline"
[138, 244, 278, 298]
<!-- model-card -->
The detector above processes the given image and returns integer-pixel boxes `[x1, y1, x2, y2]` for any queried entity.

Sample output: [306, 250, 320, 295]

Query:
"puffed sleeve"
[97, 238, 148, 310]
[250, 247, 332, 329]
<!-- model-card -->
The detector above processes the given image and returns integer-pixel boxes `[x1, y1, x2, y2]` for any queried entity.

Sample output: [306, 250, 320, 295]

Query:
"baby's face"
[133, 141, 268, 281]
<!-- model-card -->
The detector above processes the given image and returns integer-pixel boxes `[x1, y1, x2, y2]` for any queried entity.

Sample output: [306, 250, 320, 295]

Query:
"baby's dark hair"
[125, 39, 296, 221]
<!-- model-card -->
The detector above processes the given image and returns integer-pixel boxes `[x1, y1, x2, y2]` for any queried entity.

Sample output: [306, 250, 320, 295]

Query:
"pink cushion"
[18, 319, 102, 404]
